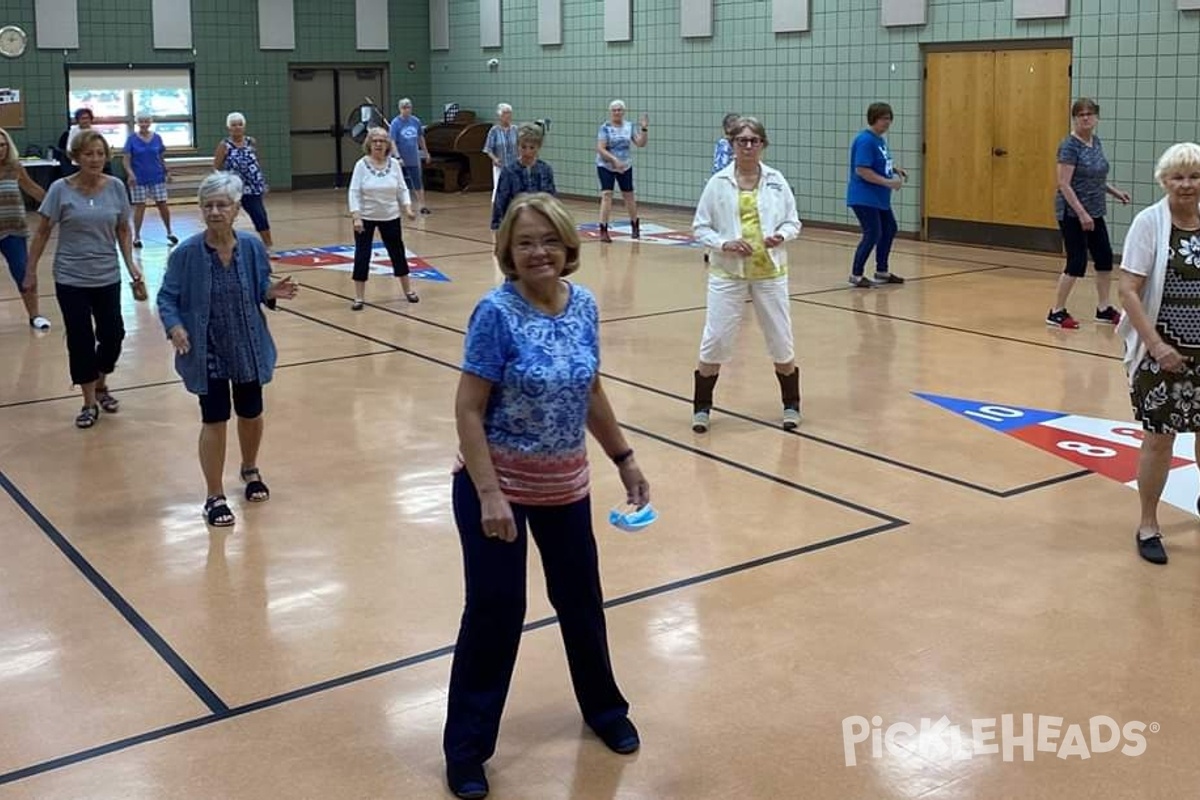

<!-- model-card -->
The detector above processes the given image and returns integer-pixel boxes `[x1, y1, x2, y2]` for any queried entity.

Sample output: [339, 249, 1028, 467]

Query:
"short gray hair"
[516, 122, 544, 146]
[1155, 142, 1200, 187]
[225, 111, 246, 128]
[136, 113, 153, 123]
[609, 99, 626, 112]
[497, 103, 512, 116]
[199, 171, 245, 205]
[398, 98, 412, 109]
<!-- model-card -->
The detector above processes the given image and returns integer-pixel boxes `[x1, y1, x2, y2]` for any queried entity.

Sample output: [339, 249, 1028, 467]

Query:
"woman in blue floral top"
[489, 122, 556, 231]
[214, 112, 276, 256]
[157, 172, 298, 528]
[443, 193, 650, 800]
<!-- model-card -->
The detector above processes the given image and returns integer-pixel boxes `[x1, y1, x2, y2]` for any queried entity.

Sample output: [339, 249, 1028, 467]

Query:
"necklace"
[366, 158, 391, 178]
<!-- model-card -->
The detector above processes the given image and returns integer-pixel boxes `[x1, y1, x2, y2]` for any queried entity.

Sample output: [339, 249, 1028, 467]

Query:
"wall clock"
[0, 25, 27, 58]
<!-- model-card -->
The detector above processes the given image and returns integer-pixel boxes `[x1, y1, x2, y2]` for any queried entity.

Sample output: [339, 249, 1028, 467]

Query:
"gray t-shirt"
[1054, 134, 1109, 220]
[38, 176, 130, 287]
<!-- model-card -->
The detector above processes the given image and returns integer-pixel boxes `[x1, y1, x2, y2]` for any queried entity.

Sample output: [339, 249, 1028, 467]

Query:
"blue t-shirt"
[846, 129, 895, 210]
[712, 138, 733, 175]
[461, 281, 599, 505]
[389, 115, 424, 167]
[123, 132, 166, 185]
[1055, 134, 1110, 220]
[596, 121, 635, 170]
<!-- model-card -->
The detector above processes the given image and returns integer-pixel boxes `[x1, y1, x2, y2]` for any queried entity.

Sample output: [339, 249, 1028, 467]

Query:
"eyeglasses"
[734, 137, 763, 148]
[514, 238, 565, 254]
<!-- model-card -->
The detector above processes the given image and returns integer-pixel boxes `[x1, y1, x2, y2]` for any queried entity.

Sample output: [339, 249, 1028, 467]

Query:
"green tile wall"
[429, 0, 1200, 243]
[2, 0, 431, 188]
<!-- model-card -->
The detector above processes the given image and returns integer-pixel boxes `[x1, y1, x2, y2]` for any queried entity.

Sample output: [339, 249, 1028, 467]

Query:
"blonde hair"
[1155, 142, 1200, 187]
[0, 128, 17, 167]
[362, 126, 392, 155]
[494, 193, 581, 280]
[70, 129, 111, 162]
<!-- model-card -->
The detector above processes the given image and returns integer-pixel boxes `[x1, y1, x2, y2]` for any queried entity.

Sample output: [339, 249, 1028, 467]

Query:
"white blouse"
[348, 156, 412, 221]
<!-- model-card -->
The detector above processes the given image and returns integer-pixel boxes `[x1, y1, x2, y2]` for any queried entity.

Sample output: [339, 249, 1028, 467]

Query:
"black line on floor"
[999, 468, 1092, 497]
[790, 265, 1011, 297]
[0, 510, 899, 787]
[278, 307, 460, 371]
[0, 470, 229, 716]
[298, 283, 469, 336]
[0, 350, 395, 411]
[791, 296, 1122, 362]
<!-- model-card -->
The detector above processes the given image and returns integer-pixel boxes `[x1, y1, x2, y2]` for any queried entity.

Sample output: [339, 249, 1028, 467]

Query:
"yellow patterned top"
[710, 189, 785, 281]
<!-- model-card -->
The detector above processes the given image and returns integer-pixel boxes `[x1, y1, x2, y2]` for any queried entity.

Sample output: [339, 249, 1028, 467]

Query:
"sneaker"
[29, 315, 51, 331]
[692, 410, 710, 433]
[1136, 530, 1168, 565]
[167, 234, 179, 246]
[1046, 308, 1079, 329]
[445, 762, 488, 800]
[782, 407, 802, 430]
[420, 207, 432, 216]
[871, 272, 905, 285]
[847, 275, 873, 288]
[133, 239, 143, 248]
[351, 299, 364, 311]
[1096, 306, 1121, 325]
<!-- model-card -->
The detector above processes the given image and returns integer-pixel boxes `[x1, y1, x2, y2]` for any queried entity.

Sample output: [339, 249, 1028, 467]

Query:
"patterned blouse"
[1155, 226, 1200, 356]
[0, 167, 27, 239]
[459, 281, 600, 506]
[483, 124, 518, 169]
[221, 138, 267, 195]
[490, 159, 557, 229]
[206, 244, 261, 383]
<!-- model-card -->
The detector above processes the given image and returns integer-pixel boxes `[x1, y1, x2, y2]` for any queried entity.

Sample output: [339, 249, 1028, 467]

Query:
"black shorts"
[597, 166, 634, 193]
[199, 378, 264, 423]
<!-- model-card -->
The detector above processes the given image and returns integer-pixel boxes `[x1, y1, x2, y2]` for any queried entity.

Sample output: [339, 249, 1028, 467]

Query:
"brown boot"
[692, 371, 719, 432]
[775, 369, 802, 430]
[599, 223, 612, 243]
[631, 218, 641, 239]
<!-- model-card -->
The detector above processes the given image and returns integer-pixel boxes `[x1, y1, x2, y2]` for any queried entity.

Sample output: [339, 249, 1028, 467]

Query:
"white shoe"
[782, 407, 802, 430]
[692, 410, 710, 433]
[29, 315, 51, 331]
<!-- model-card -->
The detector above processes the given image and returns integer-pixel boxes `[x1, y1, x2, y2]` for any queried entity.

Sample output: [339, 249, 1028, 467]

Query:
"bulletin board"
[0, 88, 24, 128]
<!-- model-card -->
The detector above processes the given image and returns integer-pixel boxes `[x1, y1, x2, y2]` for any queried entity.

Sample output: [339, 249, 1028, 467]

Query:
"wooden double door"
[924, 47, 1071, 252]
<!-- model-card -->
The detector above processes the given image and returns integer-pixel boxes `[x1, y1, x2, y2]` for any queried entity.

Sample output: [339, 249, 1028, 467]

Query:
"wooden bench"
[164, 156, 216, 203]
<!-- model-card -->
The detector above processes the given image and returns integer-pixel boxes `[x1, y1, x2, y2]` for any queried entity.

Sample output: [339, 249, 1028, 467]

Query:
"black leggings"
[1058, 215, 1113, 277]
[55, 281, 125, 386]
[353, 218, 409, 282]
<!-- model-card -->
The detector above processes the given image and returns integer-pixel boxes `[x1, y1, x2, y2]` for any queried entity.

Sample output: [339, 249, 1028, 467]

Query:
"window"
[66, 67, 195, 151]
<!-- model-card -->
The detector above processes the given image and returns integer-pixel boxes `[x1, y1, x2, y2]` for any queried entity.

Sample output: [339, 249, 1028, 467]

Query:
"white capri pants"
[491, 164, 502, 202]
[698, 274, 794, 364]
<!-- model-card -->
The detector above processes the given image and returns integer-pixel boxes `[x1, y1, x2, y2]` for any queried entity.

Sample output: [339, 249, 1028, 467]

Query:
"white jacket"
[693, 162, 802, 278]
[1117, 196, 1200, 384]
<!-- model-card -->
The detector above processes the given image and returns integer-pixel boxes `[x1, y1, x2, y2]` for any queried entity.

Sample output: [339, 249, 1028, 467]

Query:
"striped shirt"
[0, 168, 28, 239]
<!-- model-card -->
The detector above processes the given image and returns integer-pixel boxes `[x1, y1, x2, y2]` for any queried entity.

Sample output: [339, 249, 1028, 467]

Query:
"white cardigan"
[693, 163, 802, 278]
[1117, 197, 1200, 384]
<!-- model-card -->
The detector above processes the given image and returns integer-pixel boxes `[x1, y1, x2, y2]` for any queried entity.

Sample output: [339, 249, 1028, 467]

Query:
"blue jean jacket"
[156, 231, 278, 394]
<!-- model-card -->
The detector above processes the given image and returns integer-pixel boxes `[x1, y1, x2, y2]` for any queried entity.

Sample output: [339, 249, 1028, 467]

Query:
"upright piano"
[424, 111, 492, 193]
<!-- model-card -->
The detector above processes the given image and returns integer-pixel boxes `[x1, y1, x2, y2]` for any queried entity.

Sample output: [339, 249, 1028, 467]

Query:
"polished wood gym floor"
[1, 189, 1193, 799]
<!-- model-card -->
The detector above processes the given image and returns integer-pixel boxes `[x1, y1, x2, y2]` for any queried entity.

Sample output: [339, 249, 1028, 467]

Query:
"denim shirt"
[157, 231, 278, 394]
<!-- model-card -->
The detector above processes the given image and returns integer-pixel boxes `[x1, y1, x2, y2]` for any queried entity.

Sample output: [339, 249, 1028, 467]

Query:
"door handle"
[993, 147, 1008, 157]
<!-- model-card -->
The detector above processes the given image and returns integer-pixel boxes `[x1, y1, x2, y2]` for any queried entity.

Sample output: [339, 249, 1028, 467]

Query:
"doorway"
[288, 65, 387, 190]
[923, 44, 1072, 252]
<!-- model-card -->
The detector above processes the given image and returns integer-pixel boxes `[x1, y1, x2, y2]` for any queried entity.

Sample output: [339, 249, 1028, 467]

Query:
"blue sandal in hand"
[241, 467, 270, 502]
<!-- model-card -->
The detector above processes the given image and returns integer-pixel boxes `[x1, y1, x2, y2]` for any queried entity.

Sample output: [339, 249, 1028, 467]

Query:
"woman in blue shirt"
[595, 100, 649, 242]
[122, 114, 178, 248]
[444, 193, 650, 800]
[157, 172, 298, 528]
[846, 102, 907, 287]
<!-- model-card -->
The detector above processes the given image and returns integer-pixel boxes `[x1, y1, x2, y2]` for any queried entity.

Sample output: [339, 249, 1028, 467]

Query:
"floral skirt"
[1131, 353, 1200, 433]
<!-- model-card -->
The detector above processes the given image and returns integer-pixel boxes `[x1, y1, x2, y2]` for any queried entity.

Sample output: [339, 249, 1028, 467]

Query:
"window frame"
[64, 64, 198, 153]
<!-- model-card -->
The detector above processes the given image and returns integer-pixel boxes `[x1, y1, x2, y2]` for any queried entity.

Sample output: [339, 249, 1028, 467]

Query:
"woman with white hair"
[157, 171, 299, 528]
[389, 98, 430, 215]
[213, 112, 275, 255]
[595, 100, 649, 243]
[483, 103, 517, 202]
[1116, 142, 1200, 565]
[348, 127, 419, 309]
[123, 113, 177, 248]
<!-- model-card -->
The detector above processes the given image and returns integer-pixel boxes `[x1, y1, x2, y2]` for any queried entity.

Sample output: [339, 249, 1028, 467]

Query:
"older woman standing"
[1116, 142, 1200, 565]
[214, 112, 275, 255]
[157, 172, 298, 528]
[595, 100, 649, 243]
[1048, 98, 1131, 328]
[0, 127, 50, 330]
[489, 122, 556, 231]
[123, 113, 177, 248]
[483, 103, 517, 203]
[444, 193, 650, 799]
[389, 99, 431, 216]
[25, 130, 142, 428]
[348, 127, 418, 310]
[846, 102, 906, 287]
[692, 117, 802, 433]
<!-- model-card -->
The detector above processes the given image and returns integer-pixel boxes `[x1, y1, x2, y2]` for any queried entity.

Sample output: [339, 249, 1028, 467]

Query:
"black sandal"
[75, 405, 100, 429]
[405, 291, 420, 303]
[96, 390, 120, 413]
[204, 495, 235, 527]
[241, 466, 270, 502]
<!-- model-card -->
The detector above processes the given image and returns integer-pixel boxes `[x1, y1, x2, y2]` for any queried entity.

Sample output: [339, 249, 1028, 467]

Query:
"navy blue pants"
[850, 204, 898, 276]
[443, 469, 628, 766]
